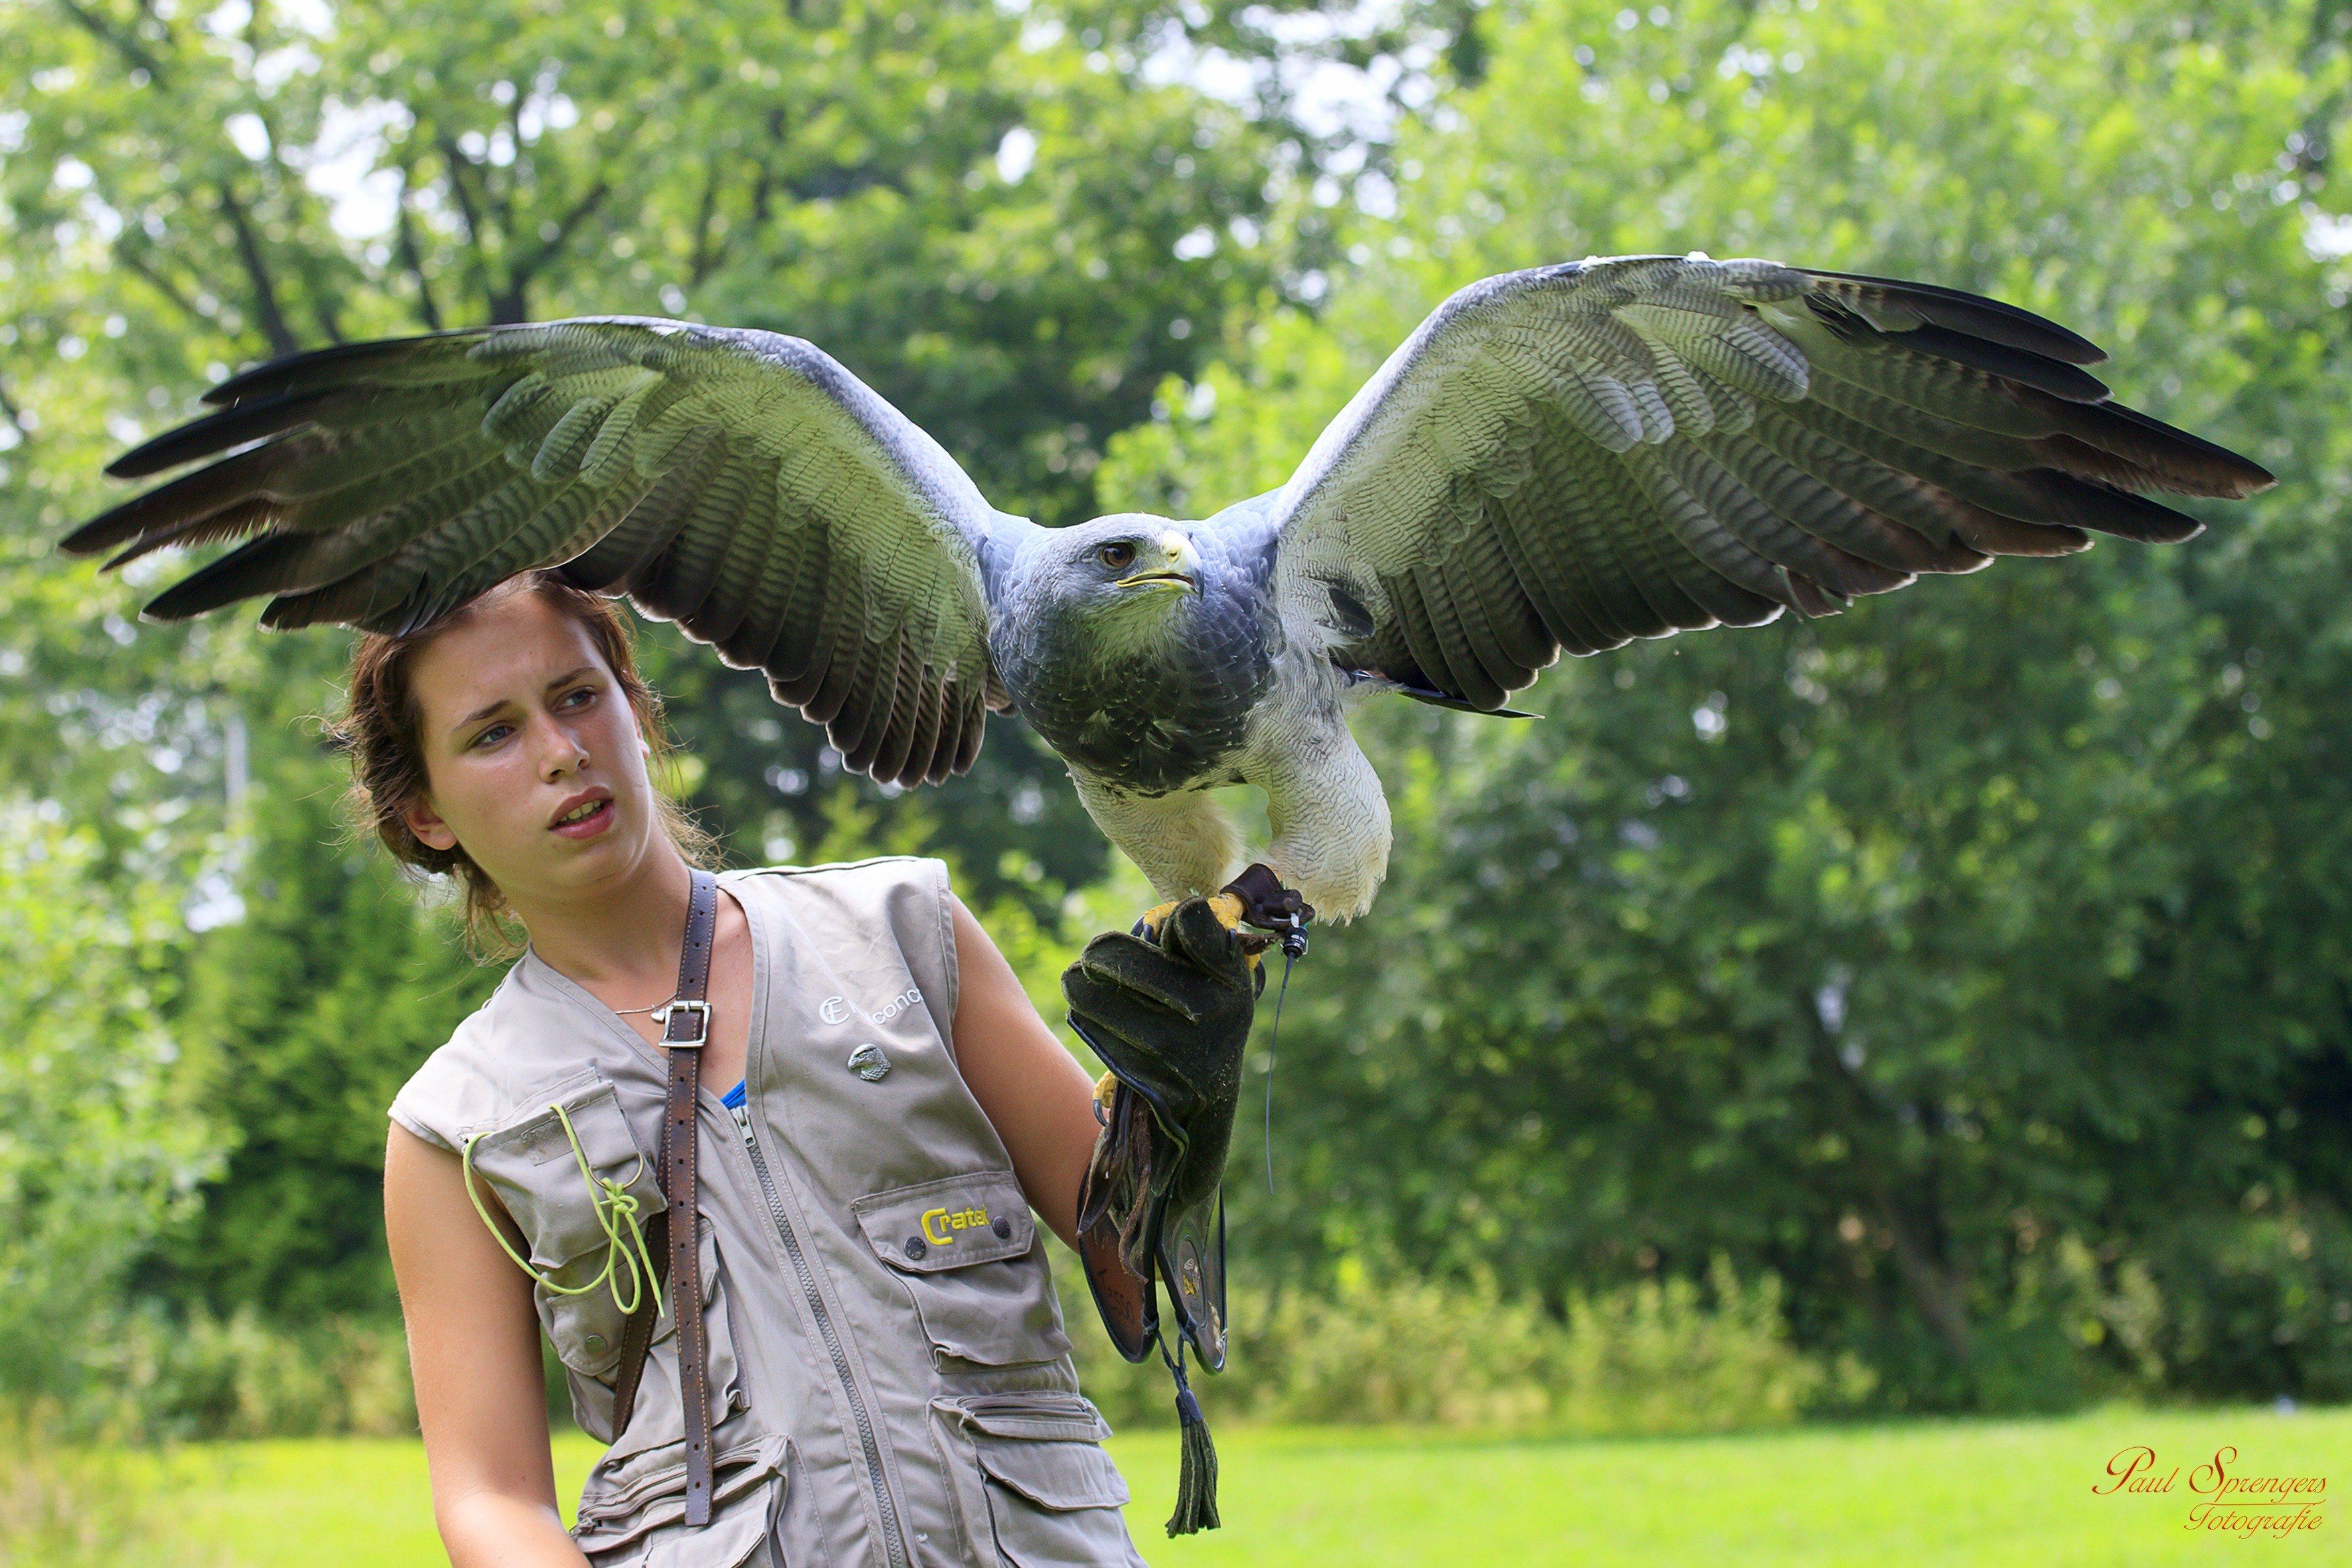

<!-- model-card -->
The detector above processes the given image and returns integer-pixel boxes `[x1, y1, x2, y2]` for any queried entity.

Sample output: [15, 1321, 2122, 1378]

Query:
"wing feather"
[70, 317, 1032, 787]
[1243, 257, 2268, 710]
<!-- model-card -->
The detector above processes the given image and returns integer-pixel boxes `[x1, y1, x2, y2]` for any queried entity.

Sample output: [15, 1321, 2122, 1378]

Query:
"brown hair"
[329, 572, 716, 958]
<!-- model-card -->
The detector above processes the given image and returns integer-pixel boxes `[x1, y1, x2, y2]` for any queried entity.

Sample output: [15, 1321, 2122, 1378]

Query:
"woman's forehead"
[410, 591, 611, 725]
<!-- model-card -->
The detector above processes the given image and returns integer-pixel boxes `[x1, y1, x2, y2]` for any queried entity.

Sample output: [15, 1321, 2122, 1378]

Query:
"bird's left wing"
[1259, 258, 2272, 710]
[64, 318, 1034, 785]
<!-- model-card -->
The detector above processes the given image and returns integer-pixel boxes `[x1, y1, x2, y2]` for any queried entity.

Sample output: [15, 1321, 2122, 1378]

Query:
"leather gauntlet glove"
[1067, 894, 1263, 1371]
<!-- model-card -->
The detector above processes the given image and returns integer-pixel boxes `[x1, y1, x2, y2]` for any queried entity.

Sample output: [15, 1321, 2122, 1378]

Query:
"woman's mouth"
[550, 797, 615, 838]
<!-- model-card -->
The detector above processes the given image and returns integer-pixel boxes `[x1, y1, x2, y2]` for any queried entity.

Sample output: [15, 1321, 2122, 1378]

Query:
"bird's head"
[1018, 514, 1206, 651]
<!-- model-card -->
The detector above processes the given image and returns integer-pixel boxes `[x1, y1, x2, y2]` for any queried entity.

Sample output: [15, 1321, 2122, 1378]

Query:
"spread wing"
[1259, 257, 2273, 710]
[65, 318, 1038, 785]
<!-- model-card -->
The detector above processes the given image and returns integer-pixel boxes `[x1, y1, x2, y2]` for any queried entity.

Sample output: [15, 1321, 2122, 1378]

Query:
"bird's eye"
[1097, 542, 1137, 572]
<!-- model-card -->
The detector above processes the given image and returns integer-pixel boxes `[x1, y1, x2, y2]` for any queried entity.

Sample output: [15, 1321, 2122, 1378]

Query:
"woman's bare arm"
[385, 1124, 588, 1568]
[947, 896, 1103, 1249]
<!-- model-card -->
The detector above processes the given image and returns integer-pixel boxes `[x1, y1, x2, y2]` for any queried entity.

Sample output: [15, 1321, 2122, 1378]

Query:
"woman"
[362, 571, 1148, 1566]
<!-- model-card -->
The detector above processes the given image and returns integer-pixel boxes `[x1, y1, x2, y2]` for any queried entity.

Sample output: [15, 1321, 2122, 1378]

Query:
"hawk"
[66, 256, 2272, 923]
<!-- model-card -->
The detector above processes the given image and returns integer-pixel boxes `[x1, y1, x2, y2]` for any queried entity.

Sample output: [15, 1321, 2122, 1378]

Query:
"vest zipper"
[733, 1104, 913, 1568]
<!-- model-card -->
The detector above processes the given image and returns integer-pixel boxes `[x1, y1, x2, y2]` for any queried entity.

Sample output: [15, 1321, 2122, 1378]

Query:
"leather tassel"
[1164, 1352, 1220, 1535]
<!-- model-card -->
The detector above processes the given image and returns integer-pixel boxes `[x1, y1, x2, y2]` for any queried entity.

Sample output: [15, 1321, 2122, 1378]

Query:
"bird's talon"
[1131, 900, 1181, 941]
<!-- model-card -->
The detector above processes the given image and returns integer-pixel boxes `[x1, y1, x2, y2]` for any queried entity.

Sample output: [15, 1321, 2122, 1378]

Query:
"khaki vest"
[390, 857, 1146, 1568]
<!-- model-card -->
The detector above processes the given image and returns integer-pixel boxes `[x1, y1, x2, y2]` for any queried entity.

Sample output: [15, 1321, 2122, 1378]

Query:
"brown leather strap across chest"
[609, 867, 719, 1527]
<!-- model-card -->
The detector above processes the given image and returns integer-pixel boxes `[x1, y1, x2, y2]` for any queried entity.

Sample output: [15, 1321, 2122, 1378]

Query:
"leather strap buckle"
[655, 998, 710, 1046]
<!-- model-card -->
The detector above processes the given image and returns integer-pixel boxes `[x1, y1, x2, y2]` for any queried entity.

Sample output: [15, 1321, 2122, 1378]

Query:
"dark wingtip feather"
[106, 387, 349, 478]
[138, 534, 314, 622]
[202, 329, 485, 407]
[2092, 405, 2275, 499]
[1803, 269, 2108, 365]
[60, 496, 151, 557]
[1896, 323, 2112, 403]
[2020, 471, 2207, 544]
[102, 497, 276, 570]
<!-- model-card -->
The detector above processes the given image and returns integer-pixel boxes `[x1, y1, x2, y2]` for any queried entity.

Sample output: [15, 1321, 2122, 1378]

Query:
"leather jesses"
[390, 857, 1144, 1568]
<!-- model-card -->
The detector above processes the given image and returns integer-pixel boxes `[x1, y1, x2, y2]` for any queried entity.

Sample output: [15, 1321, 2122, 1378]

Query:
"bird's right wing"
[65, 318, 1038, 785]
[1257, 257, 2272, 711]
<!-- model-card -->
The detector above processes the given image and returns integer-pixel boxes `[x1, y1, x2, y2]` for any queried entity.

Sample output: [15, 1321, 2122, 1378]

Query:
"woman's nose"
[532, 714, 590, 779]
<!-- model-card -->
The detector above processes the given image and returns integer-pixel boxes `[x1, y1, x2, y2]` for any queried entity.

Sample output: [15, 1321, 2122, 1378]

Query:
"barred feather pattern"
[65, 318, 1017, 787]
[1265, 256, 2271, 708]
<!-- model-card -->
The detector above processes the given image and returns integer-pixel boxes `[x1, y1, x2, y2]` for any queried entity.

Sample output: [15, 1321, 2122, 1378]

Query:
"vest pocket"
[853, 1172, 1073, 1368]
[575, 1433, 786, 1568]
[934, 1393, 1142, 1568]
[459, 1074, 667, 1389]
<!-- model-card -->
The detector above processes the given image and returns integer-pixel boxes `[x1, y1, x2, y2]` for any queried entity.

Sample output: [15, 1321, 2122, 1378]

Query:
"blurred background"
[4, 0, 2351, 1561]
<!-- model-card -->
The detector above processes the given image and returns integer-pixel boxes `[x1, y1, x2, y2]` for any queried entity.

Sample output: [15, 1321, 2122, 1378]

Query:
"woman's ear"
[402, 796, 460, 853]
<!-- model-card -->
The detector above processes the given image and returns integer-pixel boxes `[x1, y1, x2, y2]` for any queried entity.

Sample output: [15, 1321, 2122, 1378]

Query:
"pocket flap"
[576, 1435, 786, 1555]
[941, 1391, 1113, 1444]
[973, 1431, 1130, 1512]
[465, 1073, 666, 1271]
[852, 1171, 1031, 1271]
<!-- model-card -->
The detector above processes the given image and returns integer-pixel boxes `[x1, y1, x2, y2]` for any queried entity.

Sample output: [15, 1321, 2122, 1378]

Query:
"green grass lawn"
[173, 1404, 2348, 1566]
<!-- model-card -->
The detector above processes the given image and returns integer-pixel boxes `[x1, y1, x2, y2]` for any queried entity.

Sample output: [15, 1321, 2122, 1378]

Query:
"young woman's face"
[399, 589, 666, 910]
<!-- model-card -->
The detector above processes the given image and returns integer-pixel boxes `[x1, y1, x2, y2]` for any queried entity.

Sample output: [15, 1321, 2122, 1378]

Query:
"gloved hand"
[1066, 894, 1263, 1371]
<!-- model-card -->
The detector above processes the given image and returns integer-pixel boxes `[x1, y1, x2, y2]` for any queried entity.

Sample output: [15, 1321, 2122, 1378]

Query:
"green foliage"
[150, 756, 500, 1318]
[1100, 0, 2352, 1411]
[1064, 1249, 1863, 1435]
[111, 1307, 417, 1442]
[0, 802, 220, 1405]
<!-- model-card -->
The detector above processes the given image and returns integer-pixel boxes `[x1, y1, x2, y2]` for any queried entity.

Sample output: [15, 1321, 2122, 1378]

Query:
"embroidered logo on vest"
[921, 1204, 992, 1245]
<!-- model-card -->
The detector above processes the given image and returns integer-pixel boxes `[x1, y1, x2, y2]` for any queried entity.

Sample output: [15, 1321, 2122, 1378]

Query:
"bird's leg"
[1101, 866, 1314, 1114]
[1131, 863, 1313, 957]
[1218, 862, 1315, 957]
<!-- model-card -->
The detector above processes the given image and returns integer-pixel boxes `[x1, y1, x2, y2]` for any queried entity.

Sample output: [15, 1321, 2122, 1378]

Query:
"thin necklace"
[608, 994, 676, 1017]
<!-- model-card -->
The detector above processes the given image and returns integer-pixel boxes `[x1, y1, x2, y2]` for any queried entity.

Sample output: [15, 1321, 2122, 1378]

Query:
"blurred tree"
[1101, 0, 2352, 1409]
[0, 800, 218, 1406]
[141, 738, 501, 1319]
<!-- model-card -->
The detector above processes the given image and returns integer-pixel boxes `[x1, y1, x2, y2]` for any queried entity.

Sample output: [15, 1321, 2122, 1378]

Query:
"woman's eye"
[1098, 543, 1135, 571]
[471, 723, 512, 749]
[559, 686, 595, 710]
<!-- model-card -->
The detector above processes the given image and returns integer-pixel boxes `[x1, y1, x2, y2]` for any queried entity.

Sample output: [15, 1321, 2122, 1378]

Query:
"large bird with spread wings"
[67, 256, 2271, 923]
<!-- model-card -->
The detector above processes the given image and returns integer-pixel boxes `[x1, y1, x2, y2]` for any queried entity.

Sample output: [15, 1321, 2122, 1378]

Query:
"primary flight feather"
[67, 256, 2272, 920]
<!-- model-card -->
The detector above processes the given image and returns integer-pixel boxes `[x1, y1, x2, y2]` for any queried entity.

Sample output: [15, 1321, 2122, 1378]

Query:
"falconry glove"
[1067, 889, 1275, 1534]
[1069, 894, 1262, 1366]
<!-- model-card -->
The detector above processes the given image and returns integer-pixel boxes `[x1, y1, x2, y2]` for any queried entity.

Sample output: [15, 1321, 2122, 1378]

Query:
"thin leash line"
[1265, 943, 1298, 1195]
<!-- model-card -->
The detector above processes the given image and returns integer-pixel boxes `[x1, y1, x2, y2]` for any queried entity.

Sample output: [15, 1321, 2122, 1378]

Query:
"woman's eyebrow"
[447, 666, 598, 737]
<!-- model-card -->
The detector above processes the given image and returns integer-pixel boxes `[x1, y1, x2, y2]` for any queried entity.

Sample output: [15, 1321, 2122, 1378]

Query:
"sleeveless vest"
[388, 857, 1148, 1568]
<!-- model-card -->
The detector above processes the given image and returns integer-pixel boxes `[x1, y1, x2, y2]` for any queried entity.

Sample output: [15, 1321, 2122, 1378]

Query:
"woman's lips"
[551, 797, 616, 839]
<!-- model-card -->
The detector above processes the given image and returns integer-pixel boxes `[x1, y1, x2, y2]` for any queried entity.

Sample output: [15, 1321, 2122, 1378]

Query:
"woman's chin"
[505, 813, 659, 902]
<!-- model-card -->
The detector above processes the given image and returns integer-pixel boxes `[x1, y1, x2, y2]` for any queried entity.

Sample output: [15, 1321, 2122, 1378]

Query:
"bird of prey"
[66, 256, 2272, 923]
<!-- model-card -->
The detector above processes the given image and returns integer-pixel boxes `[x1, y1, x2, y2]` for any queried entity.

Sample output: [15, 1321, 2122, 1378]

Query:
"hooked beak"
[1115, 532, 1204, 595]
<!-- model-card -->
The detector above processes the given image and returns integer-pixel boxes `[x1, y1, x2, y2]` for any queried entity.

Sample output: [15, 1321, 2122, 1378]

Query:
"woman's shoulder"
[384, 955, 606, 1154]
[727, 854, 959, 1030]
[726, 852, 948, 898]
[726, 854, 953, 942]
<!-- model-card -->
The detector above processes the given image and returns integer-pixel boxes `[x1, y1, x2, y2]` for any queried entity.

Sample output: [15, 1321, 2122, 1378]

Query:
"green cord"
[461, 1102, 665, 1320]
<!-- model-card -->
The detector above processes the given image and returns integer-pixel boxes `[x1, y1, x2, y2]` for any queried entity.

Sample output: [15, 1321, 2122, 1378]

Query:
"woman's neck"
[510, 847, 698, 1007]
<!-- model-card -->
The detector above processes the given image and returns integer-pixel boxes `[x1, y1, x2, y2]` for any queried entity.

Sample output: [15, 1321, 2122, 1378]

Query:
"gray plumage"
[66, 256, 2273, 919]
